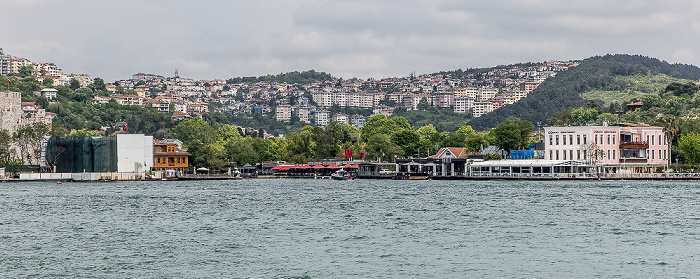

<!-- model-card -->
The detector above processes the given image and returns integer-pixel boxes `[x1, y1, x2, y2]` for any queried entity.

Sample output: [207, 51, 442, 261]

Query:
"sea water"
[1, 179, 699, 278]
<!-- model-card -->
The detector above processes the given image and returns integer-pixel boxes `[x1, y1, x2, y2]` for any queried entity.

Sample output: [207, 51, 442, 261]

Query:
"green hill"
[581, 73, 691, 107]
[467, 54, 700, 131]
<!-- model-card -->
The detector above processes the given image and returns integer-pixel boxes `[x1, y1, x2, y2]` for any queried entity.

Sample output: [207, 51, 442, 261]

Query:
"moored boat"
[331, 170, 353, 180]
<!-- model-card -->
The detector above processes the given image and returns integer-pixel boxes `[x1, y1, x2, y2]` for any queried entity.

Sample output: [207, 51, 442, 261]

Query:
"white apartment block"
[464, 87, 479, 99]
[0, 51, 9, 75]
[453, 97, 475, 114]
[472, 101, 494, 117]
[315, 110, 330, 127]
[34, 62, 62, 76]
[478, 86, 498, 101]
[332, 113, 349, 124]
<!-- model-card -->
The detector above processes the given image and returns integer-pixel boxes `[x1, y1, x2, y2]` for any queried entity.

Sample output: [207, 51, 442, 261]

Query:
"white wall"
[116, 134, 153, 173]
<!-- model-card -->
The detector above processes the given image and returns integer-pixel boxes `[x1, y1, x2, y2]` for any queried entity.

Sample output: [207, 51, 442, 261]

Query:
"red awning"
[312, 163, 326, 169]
[326, 163, 342, 169]
[352, 163, 359, 168]
[342, 163, 357, 169]
[271, 165, 294, 171]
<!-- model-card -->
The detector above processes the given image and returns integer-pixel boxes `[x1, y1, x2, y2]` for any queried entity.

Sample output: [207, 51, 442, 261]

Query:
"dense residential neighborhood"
[1, 47, 578, 137]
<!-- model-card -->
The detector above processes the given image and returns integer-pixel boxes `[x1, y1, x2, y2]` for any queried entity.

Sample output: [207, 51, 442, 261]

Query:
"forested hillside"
[468, 54, 700, 131]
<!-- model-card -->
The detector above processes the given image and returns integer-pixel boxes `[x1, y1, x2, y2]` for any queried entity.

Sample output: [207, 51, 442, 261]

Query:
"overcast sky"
[3, 0, 700, 82]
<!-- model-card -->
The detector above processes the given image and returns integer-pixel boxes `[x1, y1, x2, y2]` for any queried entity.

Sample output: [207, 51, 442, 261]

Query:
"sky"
[2, 0, 700, 82]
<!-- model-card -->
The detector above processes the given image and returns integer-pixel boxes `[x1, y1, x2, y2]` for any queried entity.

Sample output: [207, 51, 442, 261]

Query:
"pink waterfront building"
[545, 123, 668, 173]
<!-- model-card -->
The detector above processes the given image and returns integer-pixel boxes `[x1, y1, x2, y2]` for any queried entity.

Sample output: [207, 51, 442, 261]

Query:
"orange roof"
[427, 147, 471, 159]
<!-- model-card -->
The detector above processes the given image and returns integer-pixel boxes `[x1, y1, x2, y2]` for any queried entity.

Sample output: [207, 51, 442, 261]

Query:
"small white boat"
[331, 170, 353, 180]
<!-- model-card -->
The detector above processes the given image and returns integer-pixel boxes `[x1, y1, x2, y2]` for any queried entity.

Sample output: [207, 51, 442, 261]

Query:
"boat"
[331, 170, 353, 180]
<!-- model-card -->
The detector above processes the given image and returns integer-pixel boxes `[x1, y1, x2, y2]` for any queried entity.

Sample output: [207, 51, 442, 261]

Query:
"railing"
[620, 141, 648, 149]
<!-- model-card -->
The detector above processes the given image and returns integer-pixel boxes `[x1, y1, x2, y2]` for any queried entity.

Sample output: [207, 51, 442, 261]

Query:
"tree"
[570, 107, 599, 125]
[42, 77, 54, 87]
[19, 65, 33, 77]
[663, 82, 699, 98]
[69, 78, 81, 91]
[678, 132, 700, 164]
[657, 114, 680, 166]
[167, 118, 216, 148]
[0, 129, 14, 165]
[92, 77, 107, 91]
[491, 119, 533, 156]
[548, 110, 571, 126]
[13, 123, 51, 165]
[69, 129, 102, 137]
[390, 129, 420, 157]
[417, 97, 430, 110]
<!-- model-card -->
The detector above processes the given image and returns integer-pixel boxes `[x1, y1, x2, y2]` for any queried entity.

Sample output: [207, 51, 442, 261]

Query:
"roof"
[427, 147, 471, 159]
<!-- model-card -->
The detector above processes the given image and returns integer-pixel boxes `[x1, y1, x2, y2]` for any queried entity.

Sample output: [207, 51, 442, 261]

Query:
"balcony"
[620, 141, 648, 149]
[619, 158, 647, 163]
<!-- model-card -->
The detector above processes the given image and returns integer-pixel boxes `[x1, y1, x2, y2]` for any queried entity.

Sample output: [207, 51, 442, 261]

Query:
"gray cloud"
[2, 0, 700, 82]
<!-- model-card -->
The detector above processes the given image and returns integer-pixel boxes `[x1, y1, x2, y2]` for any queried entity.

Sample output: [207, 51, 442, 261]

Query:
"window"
[570, 150, 573, 160]
[549, 150, 552, 159]
[549, 135, 553, 145]
[652, 150, 655, 160]
[607, 134, 610, 145]
[556, 150, 559, 160]
[607, 150, 610, 160]
[563, 150, 566, 160]
[577, 135, 581, 145]
[612, 135, 615, 145]
[577, 150, 581, 160]
[556, 135, 559, 145]
[569, 135, 573, 145]
[659, 135, 662, 146]
[583, 135, 587, 144]
[659, 149, 661, 160]
[563, 135, 566, 145]
[595, 135, 598, 144]
[651, 135, 654, 146]
[613, 150, 616, 160]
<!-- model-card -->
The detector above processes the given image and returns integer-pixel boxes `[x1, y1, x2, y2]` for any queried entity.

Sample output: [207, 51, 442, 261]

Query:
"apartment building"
[315, 109, 330, 127]
[276, 105, 292, 123]
[432, 92, 454, 108]
[295, 106, 312, 124]
[472, 101, 494, 117]
[453, 97, 475, 114]
[478, 86, 497, 101]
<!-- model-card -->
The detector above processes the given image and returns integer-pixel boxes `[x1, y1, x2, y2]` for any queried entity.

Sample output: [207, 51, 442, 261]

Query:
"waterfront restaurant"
[395, 147, 480, 177]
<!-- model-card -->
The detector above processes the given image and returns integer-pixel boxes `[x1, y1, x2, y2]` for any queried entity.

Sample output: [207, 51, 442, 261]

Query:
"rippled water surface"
[2, 179, 700, 278]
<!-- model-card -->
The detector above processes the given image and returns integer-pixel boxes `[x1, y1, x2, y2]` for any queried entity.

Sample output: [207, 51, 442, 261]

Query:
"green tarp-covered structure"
[45, 136, 118, 173]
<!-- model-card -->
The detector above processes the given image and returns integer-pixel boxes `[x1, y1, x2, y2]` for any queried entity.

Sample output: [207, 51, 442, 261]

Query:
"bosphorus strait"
[1, 179, 699, 278]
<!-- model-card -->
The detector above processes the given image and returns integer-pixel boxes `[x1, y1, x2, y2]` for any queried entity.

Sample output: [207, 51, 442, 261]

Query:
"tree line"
[165, 116, 537, 172]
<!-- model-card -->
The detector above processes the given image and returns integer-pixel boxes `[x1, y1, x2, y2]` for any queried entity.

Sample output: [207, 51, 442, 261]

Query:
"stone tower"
[0, 91, 22, 133]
